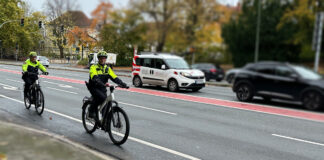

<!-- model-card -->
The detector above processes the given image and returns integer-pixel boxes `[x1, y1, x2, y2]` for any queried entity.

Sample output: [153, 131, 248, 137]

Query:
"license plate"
[195, 79, 204, 84]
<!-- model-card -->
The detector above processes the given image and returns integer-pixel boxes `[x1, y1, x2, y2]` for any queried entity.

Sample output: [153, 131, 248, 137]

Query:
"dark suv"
[191, 63, 225, 81]
[233, 61, 324, 111]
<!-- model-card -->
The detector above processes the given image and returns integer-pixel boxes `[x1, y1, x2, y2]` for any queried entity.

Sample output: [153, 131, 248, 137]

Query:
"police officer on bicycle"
[22, 52, 49, 99]
[87, 51, 128, 121]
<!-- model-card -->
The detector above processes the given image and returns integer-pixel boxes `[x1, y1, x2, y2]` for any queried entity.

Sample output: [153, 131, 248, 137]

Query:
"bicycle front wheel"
[35, 89, 44, 115]
[107, 107, 130, 145]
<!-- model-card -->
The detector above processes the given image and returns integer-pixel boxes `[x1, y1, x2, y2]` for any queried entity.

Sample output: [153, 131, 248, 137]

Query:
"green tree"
[0, 0, 45, 59]
[131, 0, 183, 52]
[278, 0, 324, 61]
[222, 0, 300, 67]
[0, 0, 24, 58]
[99, 9, 147, 66]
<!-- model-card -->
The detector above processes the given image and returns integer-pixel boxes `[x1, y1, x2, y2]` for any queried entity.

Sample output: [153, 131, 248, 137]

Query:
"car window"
[292, 65, 322, 80]
[155, 59, 164, 69]
[275, 66, 293, 77]
[256, 65, 274, 75]
[143, 58, 152, 67]
[202, 64, 214, 69]
[191, 64, 198, 69]
[135, 58, 143, 66]
[38, 56, 46, 61]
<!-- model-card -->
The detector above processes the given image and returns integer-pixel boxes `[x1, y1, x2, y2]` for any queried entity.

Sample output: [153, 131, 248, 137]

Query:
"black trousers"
[89, 87, 107, 114]
[22, 75, 37, 96]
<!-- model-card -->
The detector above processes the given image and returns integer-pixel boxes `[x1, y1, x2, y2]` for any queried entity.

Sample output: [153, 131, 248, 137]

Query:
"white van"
[37, 56, 49, 67]
[131, 52, 205, 92]
[88, 53, 117, 66]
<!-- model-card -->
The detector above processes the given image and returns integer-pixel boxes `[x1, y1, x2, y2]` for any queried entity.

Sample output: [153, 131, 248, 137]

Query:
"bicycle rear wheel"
[35, 89, 44, 115]
[107, 107, 130, 145]
[82, 102, 98, 134]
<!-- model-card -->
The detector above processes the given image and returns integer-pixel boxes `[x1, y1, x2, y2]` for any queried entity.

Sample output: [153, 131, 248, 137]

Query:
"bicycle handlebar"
[105, 83, 129, 89]
[22, 72, 48, 76]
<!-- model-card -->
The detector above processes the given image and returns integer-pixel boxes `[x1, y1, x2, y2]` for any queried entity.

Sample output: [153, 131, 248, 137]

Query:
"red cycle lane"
[1, 68, 324, 123]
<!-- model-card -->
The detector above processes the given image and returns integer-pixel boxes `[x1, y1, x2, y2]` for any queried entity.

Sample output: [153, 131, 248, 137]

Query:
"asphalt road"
[1, 64, 324, 160]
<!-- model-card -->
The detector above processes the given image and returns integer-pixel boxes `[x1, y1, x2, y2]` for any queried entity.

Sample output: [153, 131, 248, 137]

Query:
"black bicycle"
[23, 72, 46, 115]
[82, 82, 130, 145]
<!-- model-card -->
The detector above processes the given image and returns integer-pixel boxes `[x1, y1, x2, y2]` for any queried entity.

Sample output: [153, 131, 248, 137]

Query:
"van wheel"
[168, 79, 178, 92]
[133, 76, 142, 87]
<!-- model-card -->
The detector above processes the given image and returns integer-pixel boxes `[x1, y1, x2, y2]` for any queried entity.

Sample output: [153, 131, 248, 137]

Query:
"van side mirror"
[161, 65, 166, 70]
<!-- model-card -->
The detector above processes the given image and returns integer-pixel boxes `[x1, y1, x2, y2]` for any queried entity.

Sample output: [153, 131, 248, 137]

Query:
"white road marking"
[43, 81, 74, 88]
[0, 94, 201, 160]
[6, 79, 24, 83]
[0, 82, 18, 90]
[46, 87, 78, 94]
[119, 102, 177, 116]
[272, 134, 324, 147]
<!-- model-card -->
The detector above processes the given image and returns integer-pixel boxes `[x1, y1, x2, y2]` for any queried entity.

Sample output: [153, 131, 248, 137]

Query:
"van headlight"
[180, 72, 191, 77]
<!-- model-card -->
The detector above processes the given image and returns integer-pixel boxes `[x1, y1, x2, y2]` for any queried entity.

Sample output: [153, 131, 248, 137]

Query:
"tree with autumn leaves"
[222, 0, 324, 67]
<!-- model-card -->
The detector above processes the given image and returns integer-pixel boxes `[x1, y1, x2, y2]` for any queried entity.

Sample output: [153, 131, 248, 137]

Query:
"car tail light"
[210, 69, 217, 73]
[174, 71, 178, 75]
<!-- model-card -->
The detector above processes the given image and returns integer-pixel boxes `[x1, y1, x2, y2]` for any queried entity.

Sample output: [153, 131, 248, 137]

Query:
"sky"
[25, 0, 239, 19]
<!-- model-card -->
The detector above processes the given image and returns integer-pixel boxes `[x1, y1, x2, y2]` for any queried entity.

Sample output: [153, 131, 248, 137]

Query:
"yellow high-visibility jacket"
[22, 59, 47, 73]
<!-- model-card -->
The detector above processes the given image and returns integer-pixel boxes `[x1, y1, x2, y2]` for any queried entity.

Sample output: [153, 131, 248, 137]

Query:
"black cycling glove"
[112, 77, 128, 88]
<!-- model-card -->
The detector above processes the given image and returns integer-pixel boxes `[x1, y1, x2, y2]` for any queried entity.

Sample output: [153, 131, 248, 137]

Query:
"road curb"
[0, 120, 115, 160]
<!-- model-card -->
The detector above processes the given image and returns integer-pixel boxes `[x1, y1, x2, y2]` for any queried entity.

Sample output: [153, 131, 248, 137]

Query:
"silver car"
[37, 56, 50, 67]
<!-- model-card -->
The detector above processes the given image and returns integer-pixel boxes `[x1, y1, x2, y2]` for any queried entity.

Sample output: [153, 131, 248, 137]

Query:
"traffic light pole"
[314, 12, 324, 72]
[254, 0, 262, 63]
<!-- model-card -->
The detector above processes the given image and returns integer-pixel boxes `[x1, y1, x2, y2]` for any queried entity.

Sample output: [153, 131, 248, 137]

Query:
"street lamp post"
[254, 0, 262, 63]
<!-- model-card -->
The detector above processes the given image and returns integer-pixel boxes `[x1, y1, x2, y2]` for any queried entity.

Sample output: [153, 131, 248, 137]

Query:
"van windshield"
[164, 58, 190, 69]
[38, 56, 47, 61]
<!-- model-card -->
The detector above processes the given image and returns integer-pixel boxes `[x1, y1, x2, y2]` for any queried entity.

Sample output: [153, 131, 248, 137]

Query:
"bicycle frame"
[96, 86, 119, 128]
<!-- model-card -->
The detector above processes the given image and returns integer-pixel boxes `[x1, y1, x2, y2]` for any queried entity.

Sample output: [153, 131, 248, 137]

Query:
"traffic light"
[20, 18, 24, 26]
[76, 47, 80, 52]
[60, 25, 64, 33]
[38, 21, 42, 29]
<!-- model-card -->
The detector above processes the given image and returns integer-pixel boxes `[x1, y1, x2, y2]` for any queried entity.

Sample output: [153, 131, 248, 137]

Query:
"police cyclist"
[22, 52, 49, 98]
[87, 51, 128, 121]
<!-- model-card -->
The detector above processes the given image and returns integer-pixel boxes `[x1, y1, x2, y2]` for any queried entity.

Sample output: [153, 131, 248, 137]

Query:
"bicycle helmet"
[29, 51, 37, 57]
[97, 51, 108, 59]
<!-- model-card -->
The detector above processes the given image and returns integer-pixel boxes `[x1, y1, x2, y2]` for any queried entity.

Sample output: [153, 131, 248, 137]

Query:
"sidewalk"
[0, 60, 131, 77]
[0, 60, 232, 87]
[0, 121, 113, 160]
